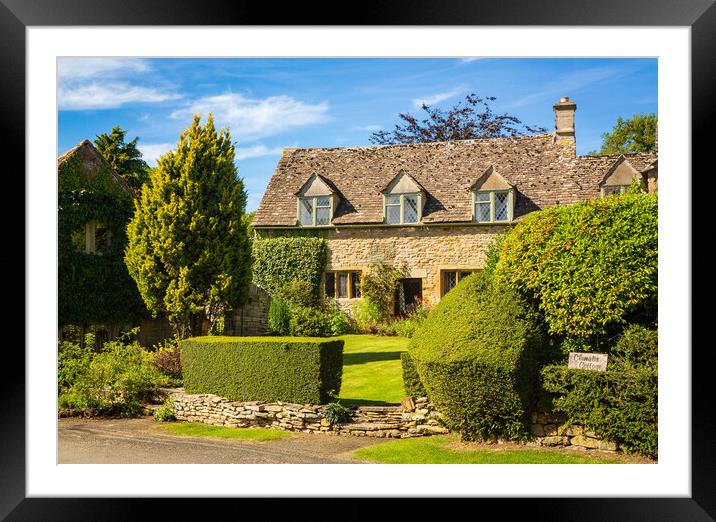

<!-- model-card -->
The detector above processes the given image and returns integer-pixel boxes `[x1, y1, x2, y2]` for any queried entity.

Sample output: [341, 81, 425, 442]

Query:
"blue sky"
[58, 58, 657, 211]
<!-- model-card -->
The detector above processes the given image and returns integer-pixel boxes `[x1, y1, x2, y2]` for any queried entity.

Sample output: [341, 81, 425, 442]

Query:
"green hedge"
[181, 336, 343, 404]
[251, 237, 327, 302]
[400, 352, 427, 398]
[541, 325, 658, 458]
[410, 271, 545, 441]
[495, 193, 657, 339]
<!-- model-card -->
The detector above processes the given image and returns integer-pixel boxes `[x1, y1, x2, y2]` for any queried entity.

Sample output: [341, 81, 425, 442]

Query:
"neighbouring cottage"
[57, 140, 172, 347]
[245, 97, 657, 320]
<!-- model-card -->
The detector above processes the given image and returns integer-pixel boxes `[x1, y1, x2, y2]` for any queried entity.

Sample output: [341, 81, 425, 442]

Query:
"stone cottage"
[242, 97, 659, 327]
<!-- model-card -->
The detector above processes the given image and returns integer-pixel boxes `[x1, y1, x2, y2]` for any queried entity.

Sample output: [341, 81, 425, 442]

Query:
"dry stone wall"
[163, 389, 619, 451]
[167, 389, 447, 438]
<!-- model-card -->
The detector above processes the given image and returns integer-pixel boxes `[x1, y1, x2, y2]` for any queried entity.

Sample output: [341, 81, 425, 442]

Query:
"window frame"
[471, 189, 514, 223]
[324, 270, 362, 299]
[600, 185, 631, 197]
[297, 195, 333, 227]
[440, 269, 476, 297]
[383, 192, 422, 225]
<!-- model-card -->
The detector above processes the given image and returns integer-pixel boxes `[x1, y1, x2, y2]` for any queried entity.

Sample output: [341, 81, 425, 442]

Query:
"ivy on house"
[58, 155, 147, 327]
[251, 236, 327, 302]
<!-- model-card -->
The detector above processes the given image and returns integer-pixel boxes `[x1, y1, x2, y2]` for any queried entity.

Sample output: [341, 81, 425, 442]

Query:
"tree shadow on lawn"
[343, 351, 404, 365]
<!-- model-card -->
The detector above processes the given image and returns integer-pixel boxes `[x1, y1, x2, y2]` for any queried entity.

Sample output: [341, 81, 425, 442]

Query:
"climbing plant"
[58, 156, 146, 326]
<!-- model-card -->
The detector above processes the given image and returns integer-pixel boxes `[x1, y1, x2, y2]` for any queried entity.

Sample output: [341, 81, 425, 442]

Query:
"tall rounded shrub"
[495, 193, 658, 340]
[409, 271, 545, 441]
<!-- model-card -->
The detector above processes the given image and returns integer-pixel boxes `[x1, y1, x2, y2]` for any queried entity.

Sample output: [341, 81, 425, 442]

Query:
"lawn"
[353, 435, 622, 464]
[160, 422, 291, 441]
[335, 334, 410, 405]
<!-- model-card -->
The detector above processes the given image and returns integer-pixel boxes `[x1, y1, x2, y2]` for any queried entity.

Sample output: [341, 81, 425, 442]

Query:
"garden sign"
[568, 352, 608, 372]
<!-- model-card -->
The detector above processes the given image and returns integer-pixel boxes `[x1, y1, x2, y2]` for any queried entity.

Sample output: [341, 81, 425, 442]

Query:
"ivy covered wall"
[58, 151, 148, 326]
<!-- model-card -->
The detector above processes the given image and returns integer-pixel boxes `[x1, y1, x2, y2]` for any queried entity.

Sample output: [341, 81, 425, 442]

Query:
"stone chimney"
[553, 97, 577, 155]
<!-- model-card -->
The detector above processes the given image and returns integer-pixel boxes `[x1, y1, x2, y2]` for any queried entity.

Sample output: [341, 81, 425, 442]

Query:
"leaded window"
[441, 270, 475, 296]
[385, 193, 422, 225]
[298, 196, 333, 226]
[473, 190, 512, 223]
[601, 185, 630, 197]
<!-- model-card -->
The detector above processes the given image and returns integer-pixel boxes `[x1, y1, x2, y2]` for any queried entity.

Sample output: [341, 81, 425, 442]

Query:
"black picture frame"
[6, 0, 712, 518]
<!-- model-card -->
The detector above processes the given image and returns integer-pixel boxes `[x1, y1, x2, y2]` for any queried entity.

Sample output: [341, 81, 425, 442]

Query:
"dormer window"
[298, 196, 333, 226]
[295, 173, 338, 227]
[473, 190, 513, 223]
[385, 193, 421, 225]
[382, 171, 425, 225]
[470, 166, 514, 223]
[600, 156, 643, 198]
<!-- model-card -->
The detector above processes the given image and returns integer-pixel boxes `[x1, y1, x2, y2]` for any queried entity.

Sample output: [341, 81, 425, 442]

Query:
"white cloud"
[412, 85, 466, 108]
[458, 57, 483, 63]
[235, 144, 284, 161]
[57, 58, 150, 80]
[59, 82, 181, 110]
[358, 124, 382, 132]
[170, 93, 330, 141]
[138, 142, 175, 166]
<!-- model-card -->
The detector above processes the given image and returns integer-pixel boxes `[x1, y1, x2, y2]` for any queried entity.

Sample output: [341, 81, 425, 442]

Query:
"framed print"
[7, 0, 714, 519]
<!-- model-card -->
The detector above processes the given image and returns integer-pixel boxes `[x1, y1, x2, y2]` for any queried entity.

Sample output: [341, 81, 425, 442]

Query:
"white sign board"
[568, 352, 608, 372]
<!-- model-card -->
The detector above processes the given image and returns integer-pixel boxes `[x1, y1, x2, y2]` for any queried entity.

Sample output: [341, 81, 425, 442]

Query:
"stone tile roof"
[253, 135, 657, 227]
[58, 139, 134, 195]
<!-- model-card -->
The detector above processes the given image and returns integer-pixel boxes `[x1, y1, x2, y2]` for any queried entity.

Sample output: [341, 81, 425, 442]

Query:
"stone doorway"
[394, 278, 423, 317]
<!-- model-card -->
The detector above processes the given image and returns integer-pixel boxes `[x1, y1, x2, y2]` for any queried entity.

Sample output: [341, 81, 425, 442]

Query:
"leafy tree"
[125, 115, 252, 338]
[369, 93, 546, 145]
[94, 126, 150, 190]
[595, 113, 657, 154]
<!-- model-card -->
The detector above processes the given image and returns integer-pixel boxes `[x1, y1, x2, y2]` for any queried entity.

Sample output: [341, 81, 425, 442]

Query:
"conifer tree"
[125, 115, 251, 338]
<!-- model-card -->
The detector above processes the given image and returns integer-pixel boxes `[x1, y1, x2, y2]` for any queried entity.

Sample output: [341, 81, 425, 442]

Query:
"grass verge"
[160, 422, 290, 442]
[352, 435, 623, 464]
[336, 334, 410, 405]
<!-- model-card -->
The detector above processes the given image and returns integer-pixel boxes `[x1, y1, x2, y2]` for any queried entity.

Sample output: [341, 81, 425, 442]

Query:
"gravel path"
[58, 417, 384, 464]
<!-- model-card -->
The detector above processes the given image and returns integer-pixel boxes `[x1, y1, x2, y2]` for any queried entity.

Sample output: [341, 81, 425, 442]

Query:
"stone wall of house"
[167, 389, 448, 438]
[325, 224, 505, 305]
[224, 284, 272, 336]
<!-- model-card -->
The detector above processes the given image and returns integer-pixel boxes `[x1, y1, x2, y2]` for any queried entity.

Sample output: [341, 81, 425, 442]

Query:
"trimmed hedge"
[541, 325, 658, 457]
[400, 352, 427, 398]
[495, 193, 658, 338]
[409, 271, 545, 441]
[181, 336, 343, 404]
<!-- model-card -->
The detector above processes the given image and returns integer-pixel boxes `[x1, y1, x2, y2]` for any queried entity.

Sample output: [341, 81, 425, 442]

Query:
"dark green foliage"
[495, 193, 658, 339]
[289, 305, 331, 337]
[58, 340, 167, 416]
[58, 341, 93, 394]
[94, 125, 150, 190]
[268, 299, 291, 335]
[181, 337, 344, 404]
[324, 300, 353, 336]
[251, 237, 327, 302]
[410, 271, 545, 441]
[58, 159, 147, 326]
[323, 402, 352, 425]
[400, 352, 428, 398]
[125, 116, 252, 338]
[541, 325, 658, 458]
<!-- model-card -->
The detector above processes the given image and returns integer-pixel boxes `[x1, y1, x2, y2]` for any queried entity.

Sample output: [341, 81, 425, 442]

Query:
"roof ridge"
[284, 133, 554, 153]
